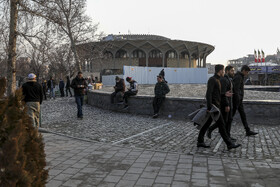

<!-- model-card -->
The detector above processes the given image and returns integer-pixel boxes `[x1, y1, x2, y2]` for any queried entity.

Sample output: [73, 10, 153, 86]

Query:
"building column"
[146, 54, 149, 67]
[129, 51, 132, 66]
[203, 55, 207, 68]
[188, 55, 192, 68]
[177, 56, 180, 67]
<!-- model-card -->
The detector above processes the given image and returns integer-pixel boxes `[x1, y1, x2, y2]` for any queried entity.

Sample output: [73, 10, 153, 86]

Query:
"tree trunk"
[7, 0, 19, 96]
[70, 40, 82, 72]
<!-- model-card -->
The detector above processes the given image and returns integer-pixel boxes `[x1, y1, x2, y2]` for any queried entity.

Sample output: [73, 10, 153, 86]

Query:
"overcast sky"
[86, 0, 279, 65]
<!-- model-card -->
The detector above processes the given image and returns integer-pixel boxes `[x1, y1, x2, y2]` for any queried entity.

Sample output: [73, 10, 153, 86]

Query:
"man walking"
[197, 65, 240, 150]
[71, 72, 88, 119]
[22, 73, 43, 128]
[153, 75, 170, 118]
[111, 76, 125, 104]
[207, 65, 235, 140]
[123, 77, 138, 109]
[65, 76, 72, 97]
[47, 76, 56, 99]
[232, 65, 258, 136]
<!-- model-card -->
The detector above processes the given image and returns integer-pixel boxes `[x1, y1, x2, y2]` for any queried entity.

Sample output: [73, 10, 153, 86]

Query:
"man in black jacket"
[59, 79, 65, 97]
[197, 65, 241, 150]
[207, 65, 235, 140]
[71, 72, 88, 119]
[22, 73, 43, 128]
[232, 65, 258, 136]
[153, 75, 170, 118]
[65, 76, 72, 97]
[47, 76, 56, 99]
[111, 76, 125, 104]
[123, 77, 138, 109]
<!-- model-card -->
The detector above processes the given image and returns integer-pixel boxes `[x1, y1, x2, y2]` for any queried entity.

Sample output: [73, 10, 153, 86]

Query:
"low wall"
[87, 90, 280, 125]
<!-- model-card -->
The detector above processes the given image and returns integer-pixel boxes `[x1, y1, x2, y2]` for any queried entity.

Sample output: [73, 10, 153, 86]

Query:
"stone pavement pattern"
[44, 133, 280, 187]
[41, 97, 280, 186]
[42, 98, 280, 161]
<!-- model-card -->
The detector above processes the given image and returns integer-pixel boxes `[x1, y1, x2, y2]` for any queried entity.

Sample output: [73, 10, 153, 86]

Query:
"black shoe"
[207, 129, 212, 139]
[123, 105, 129, 109]
[117, 101, 124, 105]
[153, 114, 159, 118]
[227, 143, 241, 150]
[246, 130, 258, 136]
[230, 137, 237, 142]
[197, 142, 211, 148]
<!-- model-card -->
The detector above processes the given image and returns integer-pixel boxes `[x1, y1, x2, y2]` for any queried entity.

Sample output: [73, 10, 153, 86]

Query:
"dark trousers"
[209, 105, 233, 137]
[232, 99, 250, 132]
[75, 96, 84, 117]
[111, 91, 124, 103]
[124, 91, 137, 104]
[66, 87, 72, 97]
[60, 88, 65, 97]
[153, 96, 165, 114]
[197, 114, 232, 146]
[43, 89, 47, 100]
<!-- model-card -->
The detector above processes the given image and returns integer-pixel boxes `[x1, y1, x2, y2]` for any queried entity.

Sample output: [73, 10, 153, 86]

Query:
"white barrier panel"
[102, 75, 123, 85]
[123, 66, 208, 84]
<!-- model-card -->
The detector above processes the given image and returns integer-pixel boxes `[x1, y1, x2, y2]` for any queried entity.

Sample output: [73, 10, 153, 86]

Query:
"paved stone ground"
[44, 133, 280, 187]
[41, 97, 280, 186]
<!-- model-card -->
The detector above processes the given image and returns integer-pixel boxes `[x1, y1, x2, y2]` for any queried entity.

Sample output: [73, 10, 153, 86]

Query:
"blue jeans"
[50, 88, 55, 98]
[75, 96, 84, 117]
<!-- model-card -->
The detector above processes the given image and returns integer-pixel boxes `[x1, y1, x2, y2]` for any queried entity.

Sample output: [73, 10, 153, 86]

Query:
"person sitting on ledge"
[111, 76, 125, 104]
[123, 77, 138, 109]
[153, 75, 170, 118]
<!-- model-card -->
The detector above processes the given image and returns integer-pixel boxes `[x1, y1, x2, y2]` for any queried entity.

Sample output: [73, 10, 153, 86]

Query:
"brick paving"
[41, 97, 280, 186]
[44, 133, 280, 187]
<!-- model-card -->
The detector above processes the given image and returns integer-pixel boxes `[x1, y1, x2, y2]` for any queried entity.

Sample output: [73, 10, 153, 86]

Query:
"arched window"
[103, 51, 113, 59]
[166, 50, 178, 59]
[115, 49, 128, 58]
[180, 51, 189, 59]
[132, 49, 146, 58]
[149, 49, 162, 58]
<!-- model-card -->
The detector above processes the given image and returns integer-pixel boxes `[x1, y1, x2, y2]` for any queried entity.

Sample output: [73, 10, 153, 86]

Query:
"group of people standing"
[41, 76, 73, 100]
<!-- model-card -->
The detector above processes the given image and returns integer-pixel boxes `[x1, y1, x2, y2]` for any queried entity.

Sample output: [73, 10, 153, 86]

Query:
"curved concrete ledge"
[88, 90, 280, 124]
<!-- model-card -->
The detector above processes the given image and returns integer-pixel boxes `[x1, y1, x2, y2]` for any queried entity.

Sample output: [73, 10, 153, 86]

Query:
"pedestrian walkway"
[44, 132, 280, 187]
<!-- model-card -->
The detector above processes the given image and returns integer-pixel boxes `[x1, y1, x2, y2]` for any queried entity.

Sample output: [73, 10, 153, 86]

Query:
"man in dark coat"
[42, 79, 47, 100]
[207, 65, 235, 140]
[197, 65, 241, 150]
[71, 72, 88, 119]
[65, 76, 72, 97]
[123, 77, 138, 109]
[22, 73, 43, 128]
[152, 75, 170, 118]
[111, 76, 125, 104]
[47, 76, 56, 99]
[232, 65, 258, 136]
[59, 79, 65, 97]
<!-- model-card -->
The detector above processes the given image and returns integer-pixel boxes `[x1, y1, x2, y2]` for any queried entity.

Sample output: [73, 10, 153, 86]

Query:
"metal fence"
[123, 66, 208, 84]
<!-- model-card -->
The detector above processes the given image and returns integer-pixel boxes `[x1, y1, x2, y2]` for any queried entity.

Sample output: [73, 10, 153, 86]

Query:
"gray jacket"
[188, 105, 221, 130]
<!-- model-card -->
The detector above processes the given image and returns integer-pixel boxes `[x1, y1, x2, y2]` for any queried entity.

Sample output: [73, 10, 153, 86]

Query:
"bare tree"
[46, 0, 99, 72]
